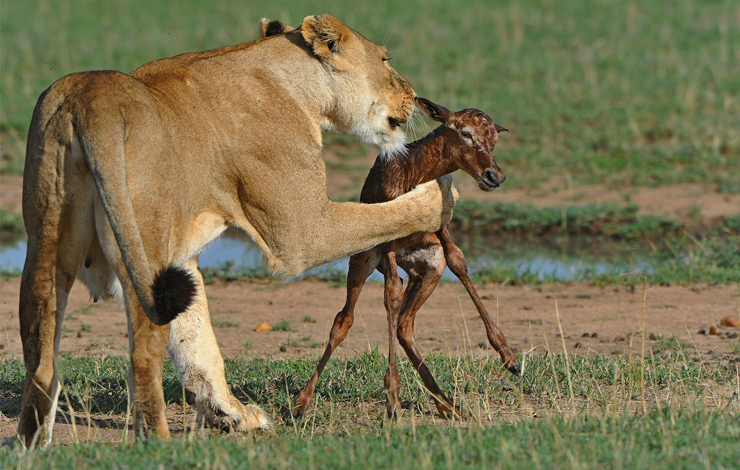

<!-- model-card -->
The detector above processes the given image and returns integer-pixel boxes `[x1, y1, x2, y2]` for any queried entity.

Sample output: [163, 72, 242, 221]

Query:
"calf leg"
[382, 247, 404, 420]
[293, 249, 380, 417]
[397, 246, 464, 419]
[438, 227, 520, 375]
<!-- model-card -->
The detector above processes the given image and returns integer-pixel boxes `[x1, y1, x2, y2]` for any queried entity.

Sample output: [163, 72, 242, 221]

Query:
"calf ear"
[260, 18, 295, 37]
[416, 98, 452, 124]
[300, 14, 350, 61]
[494, 123, 509, 133]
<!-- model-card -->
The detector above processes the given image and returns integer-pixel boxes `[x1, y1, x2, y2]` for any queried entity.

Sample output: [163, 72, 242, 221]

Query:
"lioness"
[17, 14, 457, 447]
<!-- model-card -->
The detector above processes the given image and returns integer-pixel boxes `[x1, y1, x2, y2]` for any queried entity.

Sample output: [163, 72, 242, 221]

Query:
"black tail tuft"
[151, 266, 197, 325]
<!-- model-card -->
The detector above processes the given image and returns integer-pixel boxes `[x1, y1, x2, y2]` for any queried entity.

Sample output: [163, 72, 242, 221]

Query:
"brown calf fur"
[294, 98, 520, 419]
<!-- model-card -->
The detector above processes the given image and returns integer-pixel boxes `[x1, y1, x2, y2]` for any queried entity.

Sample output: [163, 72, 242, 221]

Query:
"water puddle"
[0, 228, 654, 282]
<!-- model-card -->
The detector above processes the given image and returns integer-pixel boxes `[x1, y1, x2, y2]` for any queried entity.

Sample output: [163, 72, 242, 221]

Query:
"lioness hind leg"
[18, 252, 86, 448]
[122, 284, 172, 439]
[18, 154, 96, 447]
[168, 262, 270, 432]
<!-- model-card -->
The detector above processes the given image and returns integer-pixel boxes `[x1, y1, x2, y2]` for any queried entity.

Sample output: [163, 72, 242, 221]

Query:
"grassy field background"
[1, 351, 739, 468]
[1, 0, 739, 467]
[2, 0, 739, 189]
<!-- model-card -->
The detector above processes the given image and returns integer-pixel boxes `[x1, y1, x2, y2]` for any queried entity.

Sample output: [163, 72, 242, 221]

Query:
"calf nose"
[484, 169, 506, 187]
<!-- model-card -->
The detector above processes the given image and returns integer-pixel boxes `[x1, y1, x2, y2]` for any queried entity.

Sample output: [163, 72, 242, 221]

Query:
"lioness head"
[261, 15, 416, 156]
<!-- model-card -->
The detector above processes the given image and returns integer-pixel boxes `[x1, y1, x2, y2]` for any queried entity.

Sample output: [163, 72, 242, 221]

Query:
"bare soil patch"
[2, 276, 739, 363]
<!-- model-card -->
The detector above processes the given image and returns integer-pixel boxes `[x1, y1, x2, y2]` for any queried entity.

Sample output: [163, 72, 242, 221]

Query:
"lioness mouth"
[388, 117, 401, 129]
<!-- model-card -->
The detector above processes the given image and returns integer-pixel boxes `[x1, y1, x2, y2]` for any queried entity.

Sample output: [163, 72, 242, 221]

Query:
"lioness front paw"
[198, 397, 271, 432]
[410, 176, 458, 233]
[436, 174, 459, 225]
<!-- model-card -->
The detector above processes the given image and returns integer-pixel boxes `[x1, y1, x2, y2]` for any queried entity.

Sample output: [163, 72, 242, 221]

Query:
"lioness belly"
[179, 212, 229, 263]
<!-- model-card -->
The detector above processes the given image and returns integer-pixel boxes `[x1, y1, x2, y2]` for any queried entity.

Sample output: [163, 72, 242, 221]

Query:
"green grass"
[451, 201, 684, 239]
[2, 409, 738, 469]
[1, 351, 738, 468]
[2, 0, 739, 190]
[0, 210, 24, 237]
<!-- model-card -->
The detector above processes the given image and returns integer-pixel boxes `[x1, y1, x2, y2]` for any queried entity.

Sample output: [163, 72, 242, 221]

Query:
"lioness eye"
[461, 131, 472, 139]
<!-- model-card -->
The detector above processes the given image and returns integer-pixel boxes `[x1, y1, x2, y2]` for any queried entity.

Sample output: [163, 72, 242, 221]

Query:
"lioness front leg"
[167, 261, 270, 431]
[262, 176, 458, 278]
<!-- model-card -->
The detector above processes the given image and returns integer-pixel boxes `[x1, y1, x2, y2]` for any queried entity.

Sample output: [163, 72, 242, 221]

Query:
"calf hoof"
[507, 362, 522, 376]
[383, 409, 400, 425]
[291, 404, 307, 419]
[439, 405, 469, 421]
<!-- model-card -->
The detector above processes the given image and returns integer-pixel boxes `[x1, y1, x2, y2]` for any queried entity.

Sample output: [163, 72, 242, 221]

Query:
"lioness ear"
[260, 18, 295, 38]
[494, 123, 509, 133]
[300, 14, 351, 61]
[416, 98, 452, 124]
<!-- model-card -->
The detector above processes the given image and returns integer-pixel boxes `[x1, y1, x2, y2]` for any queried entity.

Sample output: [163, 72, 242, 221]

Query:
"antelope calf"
[294, 98, 519, 419]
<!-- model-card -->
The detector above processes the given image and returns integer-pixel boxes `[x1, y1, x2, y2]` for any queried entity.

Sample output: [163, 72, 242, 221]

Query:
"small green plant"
[242, 340, 253, 350]
[213, 320, 240, 328]
[76, 305, 94, 315]
[271, 319, 293, 332]
[651, 334, 690, 353]
[79, 324, 91, 333]
[302, 315, 316, 323]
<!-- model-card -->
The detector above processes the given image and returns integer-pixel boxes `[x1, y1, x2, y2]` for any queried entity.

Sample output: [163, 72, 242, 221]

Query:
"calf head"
[416, 97, 508, 191]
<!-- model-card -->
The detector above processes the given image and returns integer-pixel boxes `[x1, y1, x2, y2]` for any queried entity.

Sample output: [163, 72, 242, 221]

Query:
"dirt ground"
[2, 275, 739, 361]
[1, 170, 739, 445]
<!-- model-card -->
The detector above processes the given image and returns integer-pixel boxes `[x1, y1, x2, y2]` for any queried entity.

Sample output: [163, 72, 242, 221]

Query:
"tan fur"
[16, 14, 457, 447]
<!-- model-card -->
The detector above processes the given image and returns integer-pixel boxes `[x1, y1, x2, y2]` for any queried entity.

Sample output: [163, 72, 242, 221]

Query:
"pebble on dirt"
[719, 316, 740, 327]
[708, 325, 718, 335]
[255, 322, 272, 332]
